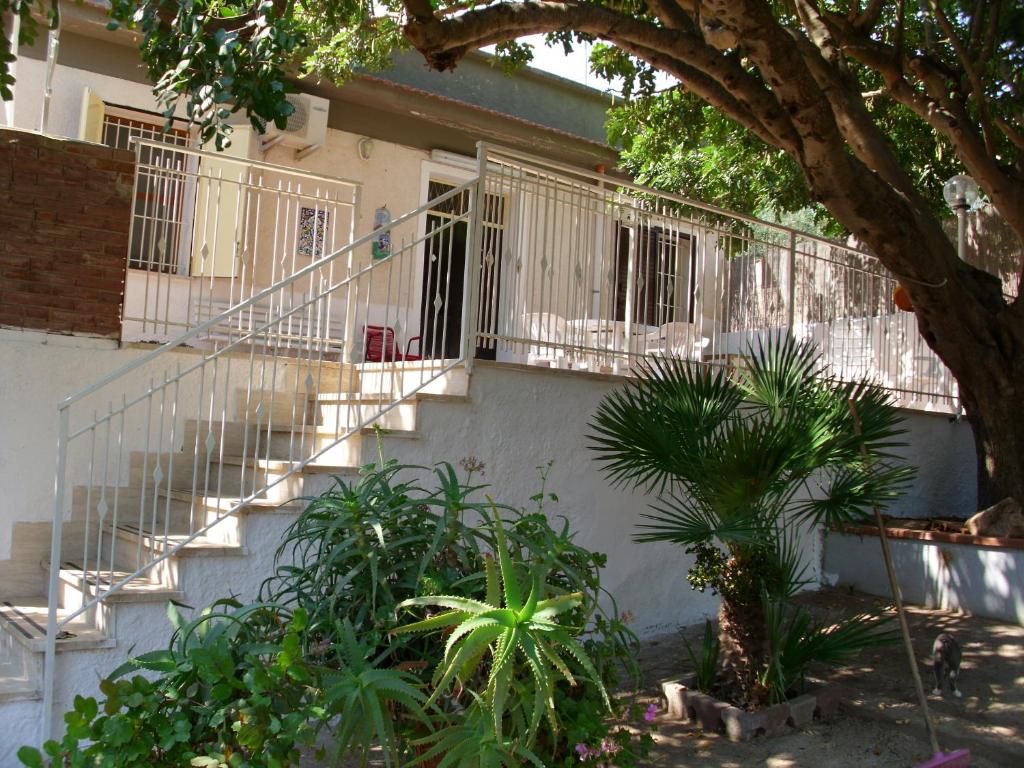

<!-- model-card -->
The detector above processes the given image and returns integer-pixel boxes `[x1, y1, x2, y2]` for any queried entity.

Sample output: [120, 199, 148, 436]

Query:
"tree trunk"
[941, 339, 1024, 510]
[718, 595, 767, 705]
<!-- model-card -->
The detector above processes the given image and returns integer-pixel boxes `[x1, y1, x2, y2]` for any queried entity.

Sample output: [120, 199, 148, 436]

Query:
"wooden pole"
[848, 399, 942, 756]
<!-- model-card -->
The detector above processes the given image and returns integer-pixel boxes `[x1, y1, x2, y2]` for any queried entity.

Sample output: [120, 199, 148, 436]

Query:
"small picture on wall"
[297, 206, 330, 258]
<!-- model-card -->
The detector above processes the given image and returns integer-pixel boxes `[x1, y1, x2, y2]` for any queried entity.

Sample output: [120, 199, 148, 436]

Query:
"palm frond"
[738, 333, 825, 415]
[588, 355, 741, 493]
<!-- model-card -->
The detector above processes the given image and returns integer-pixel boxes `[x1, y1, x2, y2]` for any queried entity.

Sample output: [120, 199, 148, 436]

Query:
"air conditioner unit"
[260, 93, 329, 157]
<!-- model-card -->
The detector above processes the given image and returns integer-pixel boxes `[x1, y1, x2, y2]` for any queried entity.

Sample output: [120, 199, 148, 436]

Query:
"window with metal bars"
[614, 224, 695, 326]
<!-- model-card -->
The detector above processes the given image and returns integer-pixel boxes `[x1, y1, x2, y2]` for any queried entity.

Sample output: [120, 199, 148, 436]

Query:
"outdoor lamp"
[943, 174, 979, 261]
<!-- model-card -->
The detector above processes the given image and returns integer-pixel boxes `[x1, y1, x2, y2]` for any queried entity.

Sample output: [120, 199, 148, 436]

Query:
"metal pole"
[786, 230, 797, 336]
[42, 406, 70, 744]
[459, 142, 487, 374]
[955, 205, 967, 261]
[848, 399, 942, 757]
[39, 23, 60, 134]
[2, 11, 19, 127]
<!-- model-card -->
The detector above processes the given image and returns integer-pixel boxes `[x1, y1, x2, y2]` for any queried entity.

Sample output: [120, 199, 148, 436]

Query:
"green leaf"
[16, 747, 43, 768]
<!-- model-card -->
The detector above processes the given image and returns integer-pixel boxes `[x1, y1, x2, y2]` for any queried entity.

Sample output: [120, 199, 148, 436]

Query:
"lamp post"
[942, 174, 979, 261]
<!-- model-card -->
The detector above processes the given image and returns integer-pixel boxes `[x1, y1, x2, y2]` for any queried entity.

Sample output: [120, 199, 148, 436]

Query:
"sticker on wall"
[372, 206, 392, 260]
[298, 207, 329, 258]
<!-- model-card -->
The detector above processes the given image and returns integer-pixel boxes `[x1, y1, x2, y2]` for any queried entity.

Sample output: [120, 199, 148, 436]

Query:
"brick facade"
[0, 128, 132, 339]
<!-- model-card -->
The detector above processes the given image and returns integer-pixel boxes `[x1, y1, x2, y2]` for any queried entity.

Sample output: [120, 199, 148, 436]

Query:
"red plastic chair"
[363, 325, 422, 362]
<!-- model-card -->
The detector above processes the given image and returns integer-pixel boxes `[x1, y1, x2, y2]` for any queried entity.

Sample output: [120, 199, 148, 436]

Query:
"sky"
[483, 35, 676, 94]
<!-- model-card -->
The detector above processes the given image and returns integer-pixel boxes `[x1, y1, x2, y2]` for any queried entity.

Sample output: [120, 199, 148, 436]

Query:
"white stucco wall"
[10, 56, 186, 136]
[887, 408, 977, 519]
[0, 336, 983, 759]
[824, 532, 1023, 624]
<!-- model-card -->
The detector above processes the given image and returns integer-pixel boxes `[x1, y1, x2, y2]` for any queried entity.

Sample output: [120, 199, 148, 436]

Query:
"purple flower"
[575, 743, 590, 760]
[644, 703, 659, 722]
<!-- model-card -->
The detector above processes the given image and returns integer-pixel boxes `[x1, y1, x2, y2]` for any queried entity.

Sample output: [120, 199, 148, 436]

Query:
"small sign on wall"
[372, 206, 392, 260]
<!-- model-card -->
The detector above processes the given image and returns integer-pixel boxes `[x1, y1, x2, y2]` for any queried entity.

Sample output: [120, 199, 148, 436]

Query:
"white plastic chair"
[521, 312, 568, 367]
[643, 321, 709, 360]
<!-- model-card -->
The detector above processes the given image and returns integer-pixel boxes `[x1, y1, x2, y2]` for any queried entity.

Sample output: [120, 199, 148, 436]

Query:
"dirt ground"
[636, 588, 1023, 767]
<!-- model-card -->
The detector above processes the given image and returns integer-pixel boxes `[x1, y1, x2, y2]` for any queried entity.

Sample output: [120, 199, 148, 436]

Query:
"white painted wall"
[0, 330, 978, 602]
[11, 56, 186, 137]
[0, 329, 315, 561]
[824, 532, 1023, 624]
[0, 340, 984, 759]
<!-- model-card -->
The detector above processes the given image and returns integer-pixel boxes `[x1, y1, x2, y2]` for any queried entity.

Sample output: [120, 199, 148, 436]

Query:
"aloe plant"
[321, 620, 433, 768]
[407, 705, 547, 768]
[394, 507, 610, 746]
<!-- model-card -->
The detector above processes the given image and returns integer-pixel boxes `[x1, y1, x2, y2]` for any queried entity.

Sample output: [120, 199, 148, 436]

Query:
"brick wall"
[0, 128, 132, 338]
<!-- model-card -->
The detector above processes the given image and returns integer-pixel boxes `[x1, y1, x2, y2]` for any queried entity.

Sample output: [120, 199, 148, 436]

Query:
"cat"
[932, 633, 963, 698]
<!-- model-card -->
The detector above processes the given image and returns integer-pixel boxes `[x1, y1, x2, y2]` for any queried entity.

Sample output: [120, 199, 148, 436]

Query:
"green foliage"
[18, 600, 325, 767]
[590, 336, 913, 553]
[589, 335, 911, 703]
[682, 620, 721, 694]
[395, 507, 608, 747]
[322, 620, 432, 768]
[22, 460, 645, 766]
[759, 596, 899, 704]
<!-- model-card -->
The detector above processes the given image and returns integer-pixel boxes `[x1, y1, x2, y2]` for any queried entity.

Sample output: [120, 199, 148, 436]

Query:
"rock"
[966, 497, 1024, 538]
[689, 692, 729, 732]
[787, 693, 817, 727]
[662, 680, 688, 720]
[721, 705, 759, 742]
[721, 702, 790, 742]
[759, 702, 792, 737]
[814, 685, 842, 719]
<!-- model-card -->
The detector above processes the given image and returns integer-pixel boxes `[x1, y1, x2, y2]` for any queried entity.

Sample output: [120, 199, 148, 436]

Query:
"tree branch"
[399, 0, 800, 151]
[928, 0, 997, 157]
[827, 13, 1024, 245]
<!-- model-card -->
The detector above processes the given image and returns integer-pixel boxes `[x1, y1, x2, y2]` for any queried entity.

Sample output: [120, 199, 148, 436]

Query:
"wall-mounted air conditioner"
[260, 93, 329, 158]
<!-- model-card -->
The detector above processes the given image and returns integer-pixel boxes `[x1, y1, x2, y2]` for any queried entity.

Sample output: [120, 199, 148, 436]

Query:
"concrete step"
[181, 420, 420, 466]
[52, 560, 184, 608]
[0, 597, 111, 654]
[107, 521, 246, 559]
[312, 393, 418, 432]
[357, 360, 468, 398]
[0, 674, 39, 704]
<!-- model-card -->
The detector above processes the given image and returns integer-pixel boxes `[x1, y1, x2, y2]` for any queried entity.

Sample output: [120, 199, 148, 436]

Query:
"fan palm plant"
[589, 335, 913, 703]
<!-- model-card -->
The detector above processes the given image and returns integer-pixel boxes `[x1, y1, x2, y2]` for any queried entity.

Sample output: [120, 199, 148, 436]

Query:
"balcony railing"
[122, 139, 361, 343]
[473, 145, 957, 413]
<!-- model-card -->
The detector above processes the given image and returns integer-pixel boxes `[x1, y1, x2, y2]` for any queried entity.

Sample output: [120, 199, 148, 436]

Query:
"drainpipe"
[39, 22, 60, 134]
[1, 10, 18, 127]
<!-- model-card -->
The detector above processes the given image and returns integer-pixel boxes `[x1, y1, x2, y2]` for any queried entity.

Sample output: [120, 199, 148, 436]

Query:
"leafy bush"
[21, 459, 651, 767]
[19, 601, 326, 768]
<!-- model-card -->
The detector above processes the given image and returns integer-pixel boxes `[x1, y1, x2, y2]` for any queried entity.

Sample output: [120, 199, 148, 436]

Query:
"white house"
[0, 1, 977, 758]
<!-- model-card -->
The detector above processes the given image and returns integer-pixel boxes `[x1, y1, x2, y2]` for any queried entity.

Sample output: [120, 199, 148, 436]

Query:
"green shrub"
[21, 460, 651, 767]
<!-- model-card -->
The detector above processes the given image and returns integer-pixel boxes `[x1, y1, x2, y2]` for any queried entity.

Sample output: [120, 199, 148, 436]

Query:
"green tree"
[589, 337, 910, 702]
[3, 1, 1023, 506]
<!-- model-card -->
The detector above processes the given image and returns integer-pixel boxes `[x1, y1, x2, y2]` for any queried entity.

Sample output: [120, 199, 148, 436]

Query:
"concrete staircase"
[0, 358, 468, 761]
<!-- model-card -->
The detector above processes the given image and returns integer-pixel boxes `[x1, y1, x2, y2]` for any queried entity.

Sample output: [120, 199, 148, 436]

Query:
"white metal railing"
[474, 144, 957, 413]
[122, 139, 361, 343]
[43, 173, 484, 739]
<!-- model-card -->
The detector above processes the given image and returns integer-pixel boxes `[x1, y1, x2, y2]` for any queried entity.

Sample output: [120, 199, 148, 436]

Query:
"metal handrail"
[43, 173, 482, 741]
[61, 181, 474, 410]
[478, 142, 879, 261]
[131, 137, 364, 191]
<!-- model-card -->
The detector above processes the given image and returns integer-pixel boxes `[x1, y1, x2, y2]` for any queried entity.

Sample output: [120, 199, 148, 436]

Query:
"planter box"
[661, 676, 839, 742]
[824, 526, 1024, 625]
